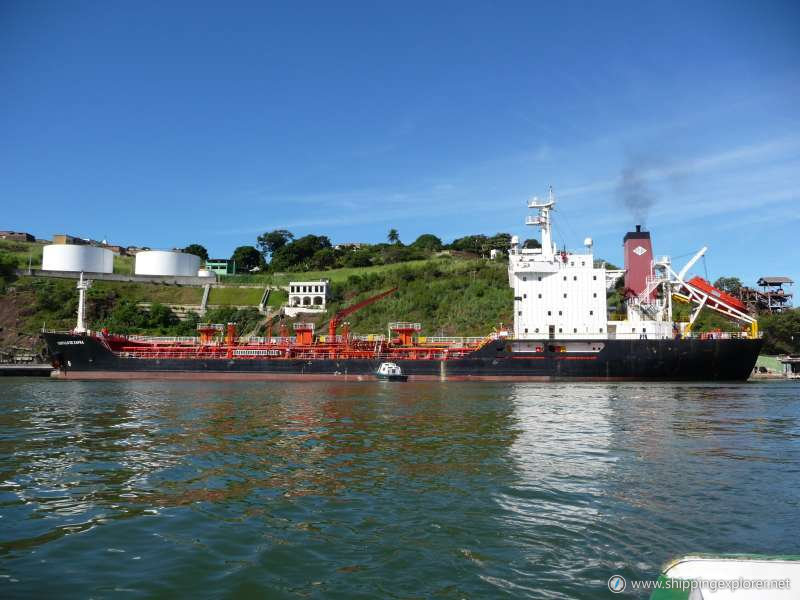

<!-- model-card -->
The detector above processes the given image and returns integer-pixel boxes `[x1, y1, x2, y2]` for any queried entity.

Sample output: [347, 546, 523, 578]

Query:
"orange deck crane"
[327, 287, 398, 338]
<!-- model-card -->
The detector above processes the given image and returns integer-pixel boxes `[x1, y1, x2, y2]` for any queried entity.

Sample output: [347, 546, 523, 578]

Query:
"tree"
[231, 246, 264, 273]
[0, 251, 17, 284]
[450, 234, 488, 254]
[411, 234, 443, 252]
[270, 235, 332, 271]
[387, 228, 400, 245]
[487, 233, 513, 253]
[310, 247, 337, 270]
[759, 309, 800, 354]
[183, 244, 208, 261]
[523, 238, 541, 249]
[713, 276, 743, 295]
[257, 230, 294, 260]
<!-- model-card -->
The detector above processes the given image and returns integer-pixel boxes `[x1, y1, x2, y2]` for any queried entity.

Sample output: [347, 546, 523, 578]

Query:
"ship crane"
[665, 247, 758, 337]
[326, 287, 398, 339]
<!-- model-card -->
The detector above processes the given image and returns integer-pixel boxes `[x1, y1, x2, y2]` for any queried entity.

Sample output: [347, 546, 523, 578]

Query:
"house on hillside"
[206, 258, 235, 275]
[0, 231, 35, 242]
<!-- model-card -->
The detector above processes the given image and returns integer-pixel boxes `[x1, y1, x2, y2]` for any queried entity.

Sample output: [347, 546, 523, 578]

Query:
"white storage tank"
[134, 250, 201, 276]
[42, 245, 113, 273]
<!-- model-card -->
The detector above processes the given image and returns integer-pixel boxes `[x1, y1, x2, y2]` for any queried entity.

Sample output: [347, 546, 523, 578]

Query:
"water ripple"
[0, 379, 798, 598]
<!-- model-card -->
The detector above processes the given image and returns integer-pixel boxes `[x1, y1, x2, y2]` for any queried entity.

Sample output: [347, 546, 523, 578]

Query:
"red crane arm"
[328, 287, 398, 338]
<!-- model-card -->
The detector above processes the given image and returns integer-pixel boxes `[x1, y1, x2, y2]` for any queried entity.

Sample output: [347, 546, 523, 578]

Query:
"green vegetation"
[112, 253, 134, 274]
[0, 239, 44, 269]
[2, 239, 796, 354]
[183, 243, 209, 261]
[207, 287, 264, 306]
[230, 245, 264, 273]
[266, 289, 287, 308]
[5, 277, 203, 334]
[0, 252, 18, 293]
[320, 259, 513, 337]
[0, 239, 138, 274]
[220, 258, 447, 285]
[759, 309, 800, 354]
[245, 228, 512, 275]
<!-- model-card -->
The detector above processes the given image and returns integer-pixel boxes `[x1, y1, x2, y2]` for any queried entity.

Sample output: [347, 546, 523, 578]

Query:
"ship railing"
[388, 322, 422, 331]
[420, 336, 485, 345]
[607, 331, 758, 340]
[679, 331, 760, 340]
[351, 334, 387, 342]
[127, 335, 198, 343]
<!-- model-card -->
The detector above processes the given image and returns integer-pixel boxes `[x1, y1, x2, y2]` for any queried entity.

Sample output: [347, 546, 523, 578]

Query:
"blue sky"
[2, 1, 798, 285]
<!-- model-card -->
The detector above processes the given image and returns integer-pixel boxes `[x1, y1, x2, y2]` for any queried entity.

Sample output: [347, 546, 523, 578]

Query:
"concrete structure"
[288, 281, 328, 308]
[135, 250, 201, 277]
[0, 231, 35, 242]
[285, 281, 328, 316]
[206, 258, 234, 275]
[42, 244, 113, 273]
[52, 234, 90, 245]
[19, 268, 211, 285]
[197, 269, 216, 278]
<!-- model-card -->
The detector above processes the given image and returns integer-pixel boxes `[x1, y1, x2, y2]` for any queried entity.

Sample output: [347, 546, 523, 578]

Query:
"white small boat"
[376, 362, 407, 381]
[647, 554, 800, 599]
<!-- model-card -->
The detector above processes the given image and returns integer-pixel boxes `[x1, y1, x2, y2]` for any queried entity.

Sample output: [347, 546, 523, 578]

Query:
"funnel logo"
[608, 575, 627, 593]
[633, 246, 647, 256]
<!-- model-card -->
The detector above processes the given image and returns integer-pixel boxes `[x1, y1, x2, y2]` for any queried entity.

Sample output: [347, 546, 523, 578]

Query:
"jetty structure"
[42, 190, 762, 381]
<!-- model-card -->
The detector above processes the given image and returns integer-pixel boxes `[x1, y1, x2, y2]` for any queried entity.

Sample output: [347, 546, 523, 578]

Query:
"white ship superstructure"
[507, 189, 756, 341]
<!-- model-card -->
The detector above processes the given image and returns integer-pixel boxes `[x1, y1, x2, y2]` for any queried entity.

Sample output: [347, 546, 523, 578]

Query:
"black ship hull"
[43, 332, 762, 382]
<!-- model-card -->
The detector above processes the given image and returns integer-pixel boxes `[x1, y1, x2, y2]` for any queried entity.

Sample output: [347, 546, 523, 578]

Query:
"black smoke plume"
[617, 157, 657, 227]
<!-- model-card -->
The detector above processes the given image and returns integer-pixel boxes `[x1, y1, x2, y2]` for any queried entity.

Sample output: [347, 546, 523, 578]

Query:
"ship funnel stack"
[623, 225, 655, 301]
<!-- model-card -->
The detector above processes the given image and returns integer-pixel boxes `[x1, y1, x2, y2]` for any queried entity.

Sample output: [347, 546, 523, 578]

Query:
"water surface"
[1, 380, 798, 598]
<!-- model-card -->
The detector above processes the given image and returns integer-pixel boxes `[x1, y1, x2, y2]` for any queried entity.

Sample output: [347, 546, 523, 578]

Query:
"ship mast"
[526, 186, 556, 260]
[75, 272, 91, 333]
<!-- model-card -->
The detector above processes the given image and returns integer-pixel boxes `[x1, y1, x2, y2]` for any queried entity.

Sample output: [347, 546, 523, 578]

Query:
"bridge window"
[593, 293, 597, 298]
[573, 276, 577, 281]
[558, 310, 562, 316]
[518, 311, 522, 316]
[547, 311, 551, 316]
[573, 328, 577, 333]
[563, 293, 567, 298]
[538, 294, 542, 298]
[590, 310, 594, 315]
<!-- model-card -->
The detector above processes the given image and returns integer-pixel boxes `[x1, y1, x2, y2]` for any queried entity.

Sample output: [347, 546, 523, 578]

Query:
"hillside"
[0, 239, 135, 274]
[0, 256, 511, 346]
[2, 252, 797, 355]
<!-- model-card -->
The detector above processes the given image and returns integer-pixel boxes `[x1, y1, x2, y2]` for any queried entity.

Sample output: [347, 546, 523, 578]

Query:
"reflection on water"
[0, 380, 798, 598]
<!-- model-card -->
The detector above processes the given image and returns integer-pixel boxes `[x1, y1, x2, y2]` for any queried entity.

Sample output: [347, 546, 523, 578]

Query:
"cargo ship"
[42, 190, 762, 381]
